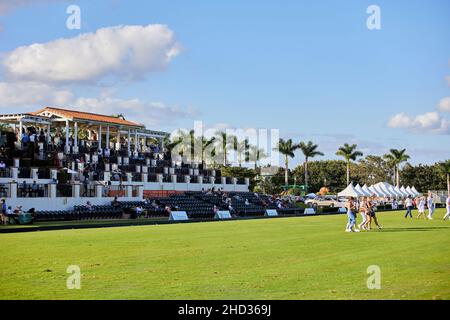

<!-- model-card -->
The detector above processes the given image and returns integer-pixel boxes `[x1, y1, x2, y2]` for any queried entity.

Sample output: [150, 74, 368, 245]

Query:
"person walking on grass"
[367, 197, 382, 230]
[444, 194, 450, 221]
[427, 193, 434, 220]
[345, 197, 359, 233]
[358, 197, 369, 231]
[405, 195, 413, 219]
[417, 197, 426, 219]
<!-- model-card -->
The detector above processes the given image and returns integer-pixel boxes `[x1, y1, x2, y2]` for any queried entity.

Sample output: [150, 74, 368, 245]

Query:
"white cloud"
[2, 24, 182, 83]
[71, 95, 198, 127]
[388, 111, 450, 135]
[438, 97, 450, 112]
[0, 81, 74, 107]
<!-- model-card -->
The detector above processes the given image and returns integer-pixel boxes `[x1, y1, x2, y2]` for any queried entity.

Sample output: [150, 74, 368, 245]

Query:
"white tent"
[388, 184, 403, 197]
[338, 184, 365, 198]
[394, 186, 408, 197]
[406, 186, 417, 197]
[355, 184, 371, 196]
[374, 182, 396, 197]
[400, 186, 411, 197]
[362, 184, 375, 197]
[411, 186, 422, 196]
[368, 185, 384, 197]
[373, 184, 389, 197]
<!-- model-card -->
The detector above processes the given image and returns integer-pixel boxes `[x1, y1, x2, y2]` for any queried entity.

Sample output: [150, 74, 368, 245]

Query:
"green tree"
[196, 136, 216, 166]
[298, 141, 324, 190]
[336, 143, 363, 185]
[438, 160, 450, 195]
[383, 149, 410, 187]
[249, 146, 267, 171]
[276, 138, 299, 187]
[216, 131, 229, 165]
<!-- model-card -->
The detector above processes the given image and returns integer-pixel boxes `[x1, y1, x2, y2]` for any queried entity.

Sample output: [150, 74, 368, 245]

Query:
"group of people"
[404, 193, 450, 221]
[0, 199, 35, 225]
[345, 196, 383, 232]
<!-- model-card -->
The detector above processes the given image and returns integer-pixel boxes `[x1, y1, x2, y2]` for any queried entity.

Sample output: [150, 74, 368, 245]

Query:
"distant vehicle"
[305, 196, 346, 208]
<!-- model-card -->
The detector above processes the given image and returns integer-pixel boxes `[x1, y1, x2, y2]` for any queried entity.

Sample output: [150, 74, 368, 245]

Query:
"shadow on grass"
[380, 226, 450, 232]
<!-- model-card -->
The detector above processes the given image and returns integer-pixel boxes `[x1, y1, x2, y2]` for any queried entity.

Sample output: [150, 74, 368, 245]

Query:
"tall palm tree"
[249, 146, 268, 170]
[276, 138, 299, 187]
[164, 136, 183, 156]
[298, 141, 324, 190]
[174, 129, 196, 161]
[383, 149, 410, 187]
[216, 131, 229, 166]
[197, 136, 216, 166]
[336, 143, 363, 185]
[438, 160, 450, 196]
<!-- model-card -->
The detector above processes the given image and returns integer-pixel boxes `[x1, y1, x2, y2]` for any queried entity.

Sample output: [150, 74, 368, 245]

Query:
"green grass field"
[1, 209, 449, 300]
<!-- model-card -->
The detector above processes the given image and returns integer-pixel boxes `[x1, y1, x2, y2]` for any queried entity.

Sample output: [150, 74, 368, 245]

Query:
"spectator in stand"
[20, 181, 28, 197]
[135, 205, 143, 219]
[85, 201, 94, 211]
[112, 196, 121, 208]
[0, 161, 6, 176]
[164, 205, 172, 216]
[31, 181, 39, 197]
[21, 129, 29, 148]
[6, 206, 18, 224]
[104, 148, 111, 158]
[245, 199, 250, 206]
[1, 199, 7, 225]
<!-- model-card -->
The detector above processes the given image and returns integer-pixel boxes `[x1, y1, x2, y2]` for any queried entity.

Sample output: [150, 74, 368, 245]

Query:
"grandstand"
[0, 107, 250, 221]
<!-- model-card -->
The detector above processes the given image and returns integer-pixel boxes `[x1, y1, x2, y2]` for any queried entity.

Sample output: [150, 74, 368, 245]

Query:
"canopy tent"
[362, 184, 376, 197]
[395, 186, 408, 197]
[355, 184, 371, 197]
[368, 185, 384, 197]
[406, 186, 417, 197]
[400, 186, 411, 197]
[373, 184, 390, 197]
[338, 184, 364, 198]
[388, 184, 403, 197]
[411, 186, 422, 196]
[374, 182, 395, 197]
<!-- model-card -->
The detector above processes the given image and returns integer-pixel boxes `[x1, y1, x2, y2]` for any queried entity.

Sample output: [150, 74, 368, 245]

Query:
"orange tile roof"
[32, 107, 144, 128]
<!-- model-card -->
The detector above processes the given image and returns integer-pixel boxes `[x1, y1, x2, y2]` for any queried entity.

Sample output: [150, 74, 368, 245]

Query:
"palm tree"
[164, 136, 183, 156]
[383, 149, 410, 187]
[249, 146, 267, 170]
[216, 131, 229, 166]
[298, 141, 324, 190]
[174, 129, 196, 161]
[275, 138, 299, 187]
[438, 160, 450, 196]
[197, 136, 216, 166]
[336, 143, 363, 185]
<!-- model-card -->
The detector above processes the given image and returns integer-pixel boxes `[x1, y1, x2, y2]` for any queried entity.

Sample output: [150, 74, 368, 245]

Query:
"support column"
[116, 129, 121, 151]
[73, 122, 78, 153]
[127, 129, 131, 156]
[65, 119, 70, 154]
[106, 126, 110, 150]
[98, 125, 102, 152]
[135, 130, 139, 152]
[18, 120, 23, 143]
[47, 124, 51, 144]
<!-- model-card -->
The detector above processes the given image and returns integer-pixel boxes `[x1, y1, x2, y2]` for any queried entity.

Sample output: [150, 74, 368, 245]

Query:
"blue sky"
[0, 0, 449, 167]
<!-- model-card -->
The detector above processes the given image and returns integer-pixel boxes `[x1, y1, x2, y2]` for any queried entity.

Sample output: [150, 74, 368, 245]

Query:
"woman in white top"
[443, 195, 450, 221]
[417, 197, 426, 219]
